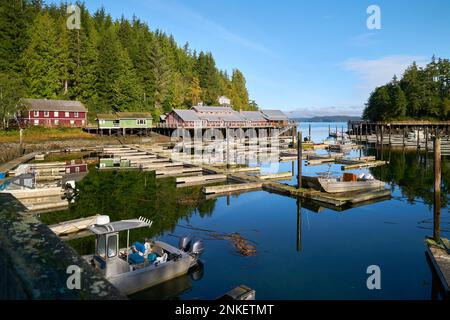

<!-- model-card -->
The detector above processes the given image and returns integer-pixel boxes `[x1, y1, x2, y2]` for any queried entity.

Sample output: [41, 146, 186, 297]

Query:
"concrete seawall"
[0, 193, 125, 299]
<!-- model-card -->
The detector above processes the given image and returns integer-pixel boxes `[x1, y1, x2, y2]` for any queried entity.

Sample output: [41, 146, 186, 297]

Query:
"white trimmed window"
[33, 110, 39, 117]
[74, 112, 79, 118]
[44, 111, 49, 117]
[70, 120, 75, 125]
[34, 120, 39, 125]
[54, 111, 59, 117]
[82, 120, 85, 125]
[136, 119, 147, 125]
[54, 119, 59, 125]
[65, 112, 70, 117]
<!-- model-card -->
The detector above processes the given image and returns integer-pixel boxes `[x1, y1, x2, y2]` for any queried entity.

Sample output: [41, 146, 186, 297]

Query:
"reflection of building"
[16, 98, 88, 127]
[96, 112, 153, 129]
[163, 105, 288, 128]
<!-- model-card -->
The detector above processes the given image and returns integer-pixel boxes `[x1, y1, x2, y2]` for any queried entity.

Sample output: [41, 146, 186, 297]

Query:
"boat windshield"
[108, 234, 118, 258]
[97, 234, 106, 259]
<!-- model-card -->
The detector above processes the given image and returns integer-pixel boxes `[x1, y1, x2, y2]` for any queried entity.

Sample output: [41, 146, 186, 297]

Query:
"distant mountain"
[290, 115, 361, 122]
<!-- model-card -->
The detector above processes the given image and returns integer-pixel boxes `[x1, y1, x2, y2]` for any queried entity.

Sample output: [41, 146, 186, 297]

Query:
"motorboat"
[83, 216, 204, 295]
[317, 172, 385, 193]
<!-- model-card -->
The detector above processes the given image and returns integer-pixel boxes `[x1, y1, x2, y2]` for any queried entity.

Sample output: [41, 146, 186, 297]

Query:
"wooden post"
[19, 128, 23, 154]
[226, 126, 230, 170]
[308, 124, 311, 142]
[403, 127, 405, 147]
[433, 136, 441, 242]
[425, 127, 428, 152]
[296, 199, 302, 252]
[417, 127, 420, 149]
[388, 125, 391, 147]
[328, 124, 331, 136]
[365, 122, 368, 144]
[341, 125, 344, 142]
[380, 125, 384, 146]
[297, 131, 302, 189]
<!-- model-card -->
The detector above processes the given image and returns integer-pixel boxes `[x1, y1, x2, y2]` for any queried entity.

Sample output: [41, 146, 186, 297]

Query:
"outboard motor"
[189, 239, 204, 258]
[179, 236, 192, 252]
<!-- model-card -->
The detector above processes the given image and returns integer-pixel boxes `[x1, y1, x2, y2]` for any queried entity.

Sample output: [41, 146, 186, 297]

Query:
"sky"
[57, 0, 450, 116]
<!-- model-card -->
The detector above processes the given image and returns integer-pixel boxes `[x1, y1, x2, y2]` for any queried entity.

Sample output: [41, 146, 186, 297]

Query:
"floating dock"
[426, 239, 450, 297]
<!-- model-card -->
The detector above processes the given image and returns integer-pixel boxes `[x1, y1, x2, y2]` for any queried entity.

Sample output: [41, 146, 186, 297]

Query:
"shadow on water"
[39, 166, 217, 255]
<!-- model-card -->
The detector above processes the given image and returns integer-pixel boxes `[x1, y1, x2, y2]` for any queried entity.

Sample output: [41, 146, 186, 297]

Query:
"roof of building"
[19, 98, 87, 112]
[173, 109, 201, 121]
[220, 112, 247, 122]
[261, 109, 288, 121]
[96, 112, 153, 120]
[193, 106, 234, 113]
[240, 111, 267, 122]
[116, 112, 153, 119]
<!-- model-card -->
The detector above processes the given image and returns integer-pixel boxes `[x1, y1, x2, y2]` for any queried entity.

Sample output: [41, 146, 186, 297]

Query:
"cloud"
[286, 105, 364, 118]
[143, 0, 271, 55]
[341, 55, 428, 90]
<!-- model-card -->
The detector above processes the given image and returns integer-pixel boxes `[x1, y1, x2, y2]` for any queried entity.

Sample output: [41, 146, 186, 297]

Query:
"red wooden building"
[16, 98, 88, 127]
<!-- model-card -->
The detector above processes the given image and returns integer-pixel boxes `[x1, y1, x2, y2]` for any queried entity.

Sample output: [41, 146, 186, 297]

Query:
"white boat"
[83, 217, 204, 295]
[317, 176, 385, 193]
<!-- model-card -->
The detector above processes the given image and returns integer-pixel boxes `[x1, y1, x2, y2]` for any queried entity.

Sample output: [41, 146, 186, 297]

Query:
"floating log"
[203, 182, 263, 194]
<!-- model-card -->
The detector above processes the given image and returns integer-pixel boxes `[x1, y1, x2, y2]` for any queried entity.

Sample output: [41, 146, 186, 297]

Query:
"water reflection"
[39, 167, 217, 254]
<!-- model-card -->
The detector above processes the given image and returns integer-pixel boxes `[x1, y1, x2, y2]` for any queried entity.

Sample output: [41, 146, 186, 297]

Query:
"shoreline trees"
[363, 57, 450, 122]
[0, 1, 256, 126]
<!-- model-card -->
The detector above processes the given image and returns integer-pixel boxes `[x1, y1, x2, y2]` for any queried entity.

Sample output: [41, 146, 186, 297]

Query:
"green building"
[96, 112, 153, 129]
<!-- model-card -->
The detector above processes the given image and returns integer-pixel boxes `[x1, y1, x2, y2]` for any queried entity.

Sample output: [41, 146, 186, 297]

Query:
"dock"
[426, 239, 450, 297]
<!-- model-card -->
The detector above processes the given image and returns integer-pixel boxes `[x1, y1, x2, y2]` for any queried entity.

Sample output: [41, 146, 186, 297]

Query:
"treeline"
[0, 1, 255, 125]
[363, 56, 450, 122]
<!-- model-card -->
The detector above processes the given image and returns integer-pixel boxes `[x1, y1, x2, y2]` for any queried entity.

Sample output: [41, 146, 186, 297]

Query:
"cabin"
[16, 98, 88, 127]
[65, 160, 88, 174]
[96, 112, 153, 129]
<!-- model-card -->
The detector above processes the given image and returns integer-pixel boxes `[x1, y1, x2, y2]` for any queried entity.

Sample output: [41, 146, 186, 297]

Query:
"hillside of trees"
[363, 56, 450, 122]
[0, 0, 255, 126]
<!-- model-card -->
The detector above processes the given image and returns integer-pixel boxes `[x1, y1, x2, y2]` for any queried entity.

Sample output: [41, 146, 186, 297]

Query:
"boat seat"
[129, 252, 145, 264]
[155, 253, 168, 264]
[133, 241, 146, 254]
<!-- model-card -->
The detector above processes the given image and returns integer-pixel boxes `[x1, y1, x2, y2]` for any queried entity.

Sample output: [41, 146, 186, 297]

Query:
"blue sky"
[59, 0, 450, 116]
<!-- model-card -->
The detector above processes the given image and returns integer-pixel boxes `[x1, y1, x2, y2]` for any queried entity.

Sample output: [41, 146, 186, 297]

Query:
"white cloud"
[341, 55, 428, 90]
[286, 105, 363, 118]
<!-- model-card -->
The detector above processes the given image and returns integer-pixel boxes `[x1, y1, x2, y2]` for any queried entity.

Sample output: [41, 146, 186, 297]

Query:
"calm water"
[39, 122, 450, 300]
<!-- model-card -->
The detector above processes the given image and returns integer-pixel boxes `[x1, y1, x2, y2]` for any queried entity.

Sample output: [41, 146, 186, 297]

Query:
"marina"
[2, 122, 444, 299]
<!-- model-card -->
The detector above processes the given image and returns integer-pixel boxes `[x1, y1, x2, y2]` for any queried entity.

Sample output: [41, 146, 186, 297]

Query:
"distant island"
[290, 115, 361, 122]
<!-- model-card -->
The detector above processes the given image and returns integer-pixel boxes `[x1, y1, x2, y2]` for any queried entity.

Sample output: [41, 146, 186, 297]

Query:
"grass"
[0, 127, 95, 143]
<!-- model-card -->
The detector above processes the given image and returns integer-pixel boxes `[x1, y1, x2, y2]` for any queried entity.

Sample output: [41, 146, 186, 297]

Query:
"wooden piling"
[308, 124, 311, 142]
[328, 124, 331, 136]
[296, 199, 302, 252]
[417, 127, 420, 149]
[425, 127, 429, 151]
[297, 131, 302, 189]
[403, 127, 406, 147]
[434, 136, 441, 241]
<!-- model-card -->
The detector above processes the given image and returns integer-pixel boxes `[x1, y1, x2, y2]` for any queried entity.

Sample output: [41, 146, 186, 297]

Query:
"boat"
[317, 173, 385, 193]
[83, 216, 204, 295]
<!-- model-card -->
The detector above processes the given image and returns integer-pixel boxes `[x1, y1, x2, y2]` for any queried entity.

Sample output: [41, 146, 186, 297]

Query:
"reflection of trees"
[370, 149, 450, 206]
[39, 167, 217, 254]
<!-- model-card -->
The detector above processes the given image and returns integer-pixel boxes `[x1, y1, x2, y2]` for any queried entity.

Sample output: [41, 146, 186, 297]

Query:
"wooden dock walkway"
[0, 151, 39, 174]
[426, 241, 450, 297]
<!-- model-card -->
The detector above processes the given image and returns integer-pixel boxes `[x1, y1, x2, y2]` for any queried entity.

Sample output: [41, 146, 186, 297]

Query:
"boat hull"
[108, 255, 195, 295]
